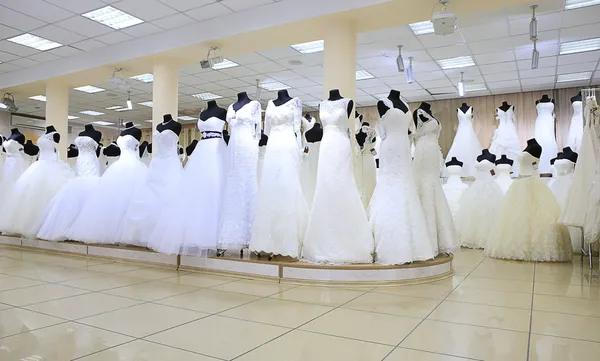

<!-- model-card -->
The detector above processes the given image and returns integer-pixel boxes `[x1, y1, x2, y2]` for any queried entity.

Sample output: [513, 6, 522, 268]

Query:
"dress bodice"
[37, 132, 58, 161]
[380, 102, 411, 136]
[116, 135, 140, 159]
[445, 165, 467, 188]
[518, 152, 539, 177]
[226, 100, 261, 139]
[536, 102, 554, 117]
[497, 106, 515, 125]
[198, 117, 225, 134]
[74, 136, 100, 177]
[572, 101, 583, 116]
[153, 129, 179, 158]
[457, 107, 473, 126]
[475, 160, 495, 180]
[265, 98, 301, 134]
[319, 98, 351, 133]
[3, 140, 24, 157]
[302, 116, 315, 137]
[414, 110, 441, 143]
[554, 159, 574, 176]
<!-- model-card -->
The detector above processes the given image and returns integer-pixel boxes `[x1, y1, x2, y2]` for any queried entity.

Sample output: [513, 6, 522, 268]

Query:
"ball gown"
[457, 160, 504, 249]
[567, 101, 584, 153]
[442, 165, 468, 223]
[485, 152, 572, 262]
[0, 132, 73, 238]
[413, 110, 458, 255]
[490, 106, 521, 176]
[66, 135, 147, 244]
[370, 101, 434, 265]
[445, 107, 481, 178]
[354, 124, 377, 209]
[0, 140, 27, 208]
[37, 136, 101, 241]
[303, 98, 374, 264]
[251, 98, 308, 259]
[147, 118, 228, 255]
[494, 163, 514, 194]
[534, 102, 558, 174]
[218, 100, 261, 250]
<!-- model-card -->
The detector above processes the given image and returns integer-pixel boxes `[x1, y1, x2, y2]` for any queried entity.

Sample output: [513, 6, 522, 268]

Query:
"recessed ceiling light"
[178, 116, 197, 121]
[105, 105, 123, 110]
[91, 120, 114, 126]
[409, 21, 435, 35]
[7, 34, 62, 51]
[130, 73, 153, 83]
[437, 56, 475, 70]
[68, 115, 79, 120]
[138, 101, 153, 107]
[356, 70, 375, 80]
[82, 6, 144, 30]
[28, 95, 46, 102]
[259, 80, 290, 91]
[191, 92, 223, 100]
[290, 40, 324, 54]
[211, 59, 239, 70]
[559, 38, 600, 55]
[557, 72, 592, 82]
[465, 84, 488, 91]
[565, 0, 600, 10]
[80, 110, 105, 116]
[74, 85, 105, 93]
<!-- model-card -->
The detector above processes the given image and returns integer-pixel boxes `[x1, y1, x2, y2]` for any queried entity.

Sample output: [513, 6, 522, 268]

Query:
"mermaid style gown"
[354, 124, 377, 209]
[445, 107, 481, 178]
[0, 140, 27, 209]
[534, 102, 558, 174]
[567, 100, 584, 153]
[490, 106, 521, 177]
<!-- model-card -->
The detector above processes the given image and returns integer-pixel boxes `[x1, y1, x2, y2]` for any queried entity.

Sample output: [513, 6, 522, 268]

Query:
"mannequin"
[355, 122, 373, 148]
[186, 140, 198, 156]
[377, 89, 408, 117]
[495, 154, 514, 166]
[200, 100, 227, 121]
[524, 138, 542, 159]
[445, 157, 463, 167]
[355, 111, 363, 122]
[559, 147, 578, 163]
[222, 130, 230, 145]
[273, 89, 293, 106]
[258, 130, 268, 146]
[23, 140, 39, 157]
[443, 157, 468, 223]
[147, 143, 152, 154]
[571, 91, 582, 103]
[459, 102, 471, 114]
[103, 142, 121, 157]
[328, 89, 353, 118]
[139, 141, 148, 158]
[494, 155, 514, 194]
[121, 121, 142, 141]
[233, 92, 252, 111]
[499, 101, 512, 112]
[80, 124, 102, 143]
[157, 114, 182, 135]
[536, 94, 554, 104]
[477, 149, 496, 164]
[413, 102, 434, 127]
[67, 144, 78, 158]
[8, 128, 25, 145]
[46, 125, 60, 143]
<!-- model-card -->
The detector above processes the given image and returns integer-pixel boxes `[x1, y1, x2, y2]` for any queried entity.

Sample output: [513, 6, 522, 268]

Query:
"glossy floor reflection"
[0, 246, 598, 361]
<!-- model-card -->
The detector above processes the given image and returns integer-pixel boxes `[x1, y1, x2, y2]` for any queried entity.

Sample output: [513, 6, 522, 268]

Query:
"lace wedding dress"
[370, 101, 434, 264]
[413, 110, 458, 255]
[300, 116, 319, 208]
[218, 100, 261, 250]
[549, 159, 580, 253]
[583, 99, 600, 246]
[0, 139, 27, 206]
[303, 98, 374, 264]
[442, 165, 468, 223]
[485, 152, 572, 261]
[535, 102, 558, 174]
[494, 163, 514, 194]
[568, 100, 584, 153]
[445, 107, 481, 178]
[490, 106, 521, 176]
[354, 124, 377, 209]
[251, 98, 308, 258]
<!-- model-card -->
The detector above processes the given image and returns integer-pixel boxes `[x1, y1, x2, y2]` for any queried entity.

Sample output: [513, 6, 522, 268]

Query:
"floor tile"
[300, 308, 420, 345]
[534, 282, 600, 299]
[78, 303, 208, 338]
[59, 274, 150, 291]
[161, 272, 239, 287]
[460, 276, 533, 293]
[77, 339, 220, 360]
[535, 270, 600, 286]
[0, 264, 103, 282]
[386, 348, 476, 361]
[0, 302, 11, 310]
[0, 322, 133, 361]
[533, 293, 600, 317]
[85, 262, 146, 273]
[529, 334, 600, 361]
[0, 308, 64, 338]
[0, 284, 89, 306]
[119, 267, 187, 280]
[428, 300, 531, 332]
[25, 292, 141, 320]
[211, 279, 296, 297]
[372, 283, 454, 300]
[447, 285, 533, 309]
[145, 315, 289, 360]
[0, 258, 36, 268]
[531, 310, 600, 342]
[470, 262, 534, 281]
[269, 285, 365, 306]
[50, 258, 114, 268]
[102, 281, 198, 301]
[401, 320, 529, 361]
[0, 276, 44, 292]
[234, 330, 393, 361]
[343, 292, 440, 318]
[156, 288, 260, 313]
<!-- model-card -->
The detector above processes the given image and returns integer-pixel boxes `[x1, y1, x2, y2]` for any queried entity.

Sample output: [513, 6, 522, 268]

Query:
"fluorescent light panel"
[68, 115, 79, 120]
[290, 40, 324, 54]
[192, 92, 222, 100]
[356, 70, 375, 80]
[74, 85, 105, 93]
[115, 107, 132, 112]
[178, 116, 196, 121]
[105, 105, 123, 110]
[211, 59, 238, 70]
[80, 110, 105, 116]
[559, 38, 600, 55]
[29, 95, 46, 102]
[82, 6, 144, 30]
[565, 0, 600, 9]
[138, 101, 153, 107]
[130, 73, 153, 83]
[557, 72, 592, 82]
[465, 84, 488, 91]
[91, 121, 114, 126]
[8, 33, 62, 51]
[409, 21, 435, 35]
[437, 56, 475, 70]
[259, 80, 290, 91]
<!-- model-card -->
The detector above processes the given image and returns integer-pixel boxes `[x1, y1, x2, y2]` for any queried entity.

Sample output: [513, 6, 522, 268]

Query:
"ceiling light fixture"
[356, 70, 375, 80]
[7, 33, 62, 51]
[529, 5, 538, 40]
[177, 116, 197, 121]
[409, 20, 435, 35]
[458, 71, 465, 97]
[74, 85, 105, 93]
[138, 101, 153, 107]
[67, 115, 79, 120]
[191, 92, 223, 100]
[406, 57, 414, 84]
[565, 0, 600, 10]
[80, 110, 105, 116]
[556, 72, 592, 82]
[28, 95, 46, 102]
[532, 40, 539, 69]
[129, 73, 153, 83]
[115, 107, 131, 112]
[109, 68, 130, 90]
[82, 6, 144, 30]
[126, 91, 132, 109]
[1, 93, 18, 112]
[211, 58, 238, 70]
[559, 37, 600, 55]
[259, 80, 291, 91]
[396, 45, 405, 73]
[106, 105, 123, 110]
[465, 83, 487, 91]
[91, 121, 114, 126]
[437, 56, 475, 70]
[290, 40, 324, 54]
[305, 100, 320, 107]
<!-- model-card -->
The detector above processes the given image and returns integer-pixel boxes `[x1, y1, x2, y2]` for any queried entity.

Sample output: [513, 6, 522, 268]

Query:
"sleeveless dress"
[457, 160, 504, 249]
[218, 100, 261, 250]
[147, 118, 228, 255]
[442, 165, 468, 223]
[119, 129, 183, 246]
[568, 101, 584, 153]
[445, 107, 481, 178]
[301, 118, 320, 208]
[485, 152, 572, 261]
[0, 132, 73, 238]
[354, 124, 377, 209]
[549, 159, 580, 253]
[370, 102, 434, 265]
[37, 136, 101, 241]
[494, 164, 514, 194]
[303, 98, 374, 264]
[583, 98, 600, 246]
[490, 106, 521, 176]
[0, 140, 27, 207]
[535, 102, 558, 174]
[251, 98, 308, 259]
[413, 110, 458, 255]
[66, 135, 148, 244]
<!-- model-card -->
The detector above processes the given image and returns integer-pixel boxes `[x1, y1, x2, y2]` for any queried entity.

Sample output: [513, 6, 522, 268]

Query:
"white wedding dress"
[457, 160, 504, 249]
[0, 140, 27, 207]
[490, 106, 521, 177]
[218, 100, 261, 250]
[38, 136, 102, 241]
[0, 132, 73, 238]
[251, 98, 308, 259]
[494, 163, 514, 194]
[568, 101, 584, 153]
[66, 135, 148, 244]
[413, 110, 458, 255]
[147, 118, 228, 255]
[301, 119, 320, 208]
[535, 102, 558, 174]
[303, 98, 374, 264]
[445, 107, 481, 178]
[442, 165, 468, 223]
[549, 159, 580, 253]
[354, 124, 377, 209]
[583, 98, 600, 246]
[485, 152, 572, 262]
[370, 102, 434, 265]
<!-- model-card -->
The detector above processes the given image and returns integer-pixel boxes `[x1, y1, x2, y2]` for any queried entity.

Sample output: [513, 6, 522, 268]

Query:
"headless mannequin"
[200, 100, 227, 121]
[571, 91, 582, 103]
[559, 147, 578, 163]
[186, 140, 198, 156]
[121, 122, 142, 141]
[327, 89, 353, 118]
[305, 122, 323, 143]
[79, 124, 102, 143]
[495, 154, 514, 166]
[46, 125, 60, 143]
[139, 141, 149, 158]
[477, 149, 496, 163]
[222, 130, 230, 145]
[377, 89, 409, 117]
[355, 122, 376, 149]
[524, 138, 542, 159]
[259, 130, 268, 147]
[233, 92, 252, 111]
[536, 94, 554, 105]
[445, 157, 463, 167]
[273, 89, 293, 106]
[445, 157, 465, 188]
[147, 143, 152, 154]
[459, 102, 471, 114]
[494, 155, 514, 192]
[499, 101, 512, 112]
[24, 140, 39, 157]
[103, 142, 121, 157]
[8, 128, 25, 145]
[413, 102, 434, 128]
[550, 153, 562, 166]
[157, 114, 182, 135]
[67, 144, 78, 158]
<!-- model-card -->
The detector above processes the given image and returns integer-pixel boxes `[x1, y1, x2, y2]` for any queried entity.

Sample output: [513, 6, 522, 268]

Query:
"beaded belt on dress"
[201, 131, 222, 140]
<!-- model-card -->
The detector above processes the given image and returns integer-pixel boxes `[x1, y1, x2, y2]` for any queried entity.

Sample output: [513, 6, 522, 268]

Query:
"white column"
[152, 60, 179, 147]
[45, 81, 69, 160]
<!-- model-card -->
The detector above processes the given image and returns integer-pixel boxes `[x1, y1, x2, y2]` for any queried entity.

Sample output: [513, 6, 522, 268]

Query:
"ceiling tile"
[7, 57, 39, 68]
[258, 46, 300, 60]
[219, 78, 249, 88]
[357, 56, 396, 69]
[113, 0, 178, 21]
[512, 30, 559, 48]
[367, 66, 402, 78]
[121, 23, 163, 37]
[246, 61, 286, 73]
[45, 0, 106, 13]
[220, 0, 273, 11]
[0, 62, 22, 72]
[514, 42, 558, 60]
[418, 32, 465, 48]
[32, 24, 87, 45]
[427, 44, 471, 60]
[28, 52, 61, 63]
[268, 70, 304, 81]
[561, 6, 600, 28]
[426, 86, 457, 94]
[157, 0, 214, 11]
[474, 51, 515, 65]
[560, 23, 600, 42]
[558, 51, 600, 66]
[460, 20, 510, 42]
[555, 79, 591, 89]
[356, 43, 385, 59]
[228, 52, 268, 65]
[196, 71, 232, 82]
[0, 50, 19, 62]
[520, 76, 556, 86]
[521, 83, 556, 91]
[276, 52, 325, 69]
[486, 80, 521, 90]
[0, 40, 39, 57]
[186, 2, 232, 21]
[217, 66, 258, 78]
[151, 13, 196, 30]
[519, 67, 556, 79]
[479, 61, 518, 75]
[412, 61, 441, 72]
[2, 0, 75, 23]
[357, 26, 414, 44]
[96, 31, 134, 45]
[284, 78, 318, 88]
[509, 12, 562, 35]
[179, 74, 208, 86]
[0, 5, 46, 32]
[55, 16, 114, 38]
[47, 45, 83, 57]
[71, 39, 107, 51]
[485, 72, 519, 82]
[0, 24, 21, 41]
[419, 79, 454, 89]
[557, 61, 598, 74]
[469, 37, 513, 55]
[517, 56, 556, 70]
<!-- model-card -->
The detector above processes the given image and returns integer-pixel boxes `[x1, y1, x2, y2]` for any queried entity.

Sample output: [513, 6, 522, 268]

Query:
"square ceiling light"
[82, 6, 144, 30]
[409, 21, 435, 35]
[557, 72, 592, 82]
[290, 40, 324, 54]
[565, 0, 600, 9]
[105, 105, 123, 110]
[211, 59, 239, 70]
[437, 56, 475, 70]
[28, 95, 46, 102]
[80, 110, 105, 116]
[178, 115, 196, 121]
[465, 84, 488, 91]
[74, 85, 105, 93]
[138, 101, 153, 107]
[559, 38, 600, 55]
[191, 92, 223, 100]
[130, 73, 153, 83]
[356, 70, 375, 80]
[8, 34, 62, 51]
[259, 80, 290, 91]
[91, 121, 114, 126]
[68, 115, 79, 120]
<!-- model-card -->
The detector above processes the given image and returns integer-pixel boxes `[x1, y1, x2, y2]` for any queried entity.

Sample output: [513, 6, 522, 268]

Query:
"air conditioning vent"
[10, 113, 46, 132]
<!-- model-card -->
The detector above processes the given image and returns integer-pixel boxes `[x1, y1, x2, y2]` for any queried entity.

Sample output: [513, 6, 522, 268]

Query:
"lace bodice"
[475, 160, 495, 181]
[457, 107, 473, 126]
[74, 136, 100, 177]
[153, 129, 179, 158]
[116, 135, 139, 160]
[380, 100, 411, 138]
[302, 116, 315, 138]
[518, 152, 539, 177]
[319, 98, 351, 133]
[3, 140, 23, 157]
[198, 117, 225, 133]
[37, 132, 58, 161]
[537, 102, 554, 117]
[554, 159, 574, 176]
[497, 106, 515, 125]
[572, 101, 582, 117]
[414, 110, 441, 142]
[226, 100, 261, 139]
[265, 98, 302, 135]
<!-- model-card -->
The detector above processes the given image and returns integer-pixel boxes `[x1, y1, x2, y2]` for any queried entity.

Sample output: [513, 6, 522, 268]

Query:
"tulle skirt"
[457, 180, 503, 249]
[442, 185, 468, 224]
[0, 156, 28, 210]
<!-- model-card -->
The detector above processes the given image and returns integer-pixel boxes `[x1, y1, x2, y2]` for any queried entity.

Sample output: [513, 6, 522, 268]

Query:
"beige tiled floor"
[0, 246, 598, 361]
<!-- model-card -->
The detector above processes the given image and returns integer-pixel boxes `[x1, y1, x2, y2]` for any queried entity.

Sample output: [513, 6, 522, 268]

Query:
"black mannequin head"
[524, 138, 542, 159]
[377, 89, 408, 116]
[157, 114, 182, 135]
[540, 94, 551, 102]
[273, 89, 293, 106]
[328, 89, 342, 101]
[120, 122, 142, 141]
[237, 92, 249, 102]
[305, 122, 323, 143]
[222, 130, 230, 145]
[413, 102, 434, 127]
[305, 113, 311, 119]
[499, 101, 512, 112]
[186, 140, 198, 156]
[495, 154, 514, 166]
[459, 103, 470, 113]
[233, 92, 252, 111]
[9, 128, 26, 145]
[139, 141, 148, 158]
[571, 91, 582, 103]
[445, 157, 463, 167]
[67, 144, 78, 158]
[79, 124, 102, 143]
[46, 125, 56, 134]
[550, 153, 562, 165]
[559, 147, 578, 163]
[24, 140, 39, 156]
[103, 141, 120, 157]
[259, 130, 268, 147]
[147, 142, 152, 154]
[477, 149, 496, 163]
[163, 114, 174, 123]
[207, 100, 218, 108]
[200, 101, 227, 121]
